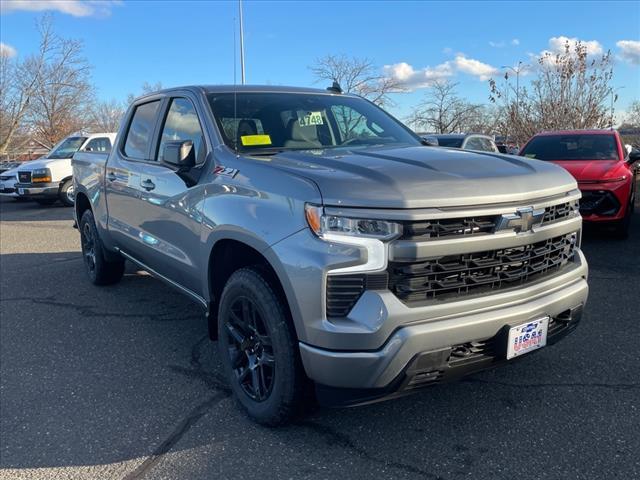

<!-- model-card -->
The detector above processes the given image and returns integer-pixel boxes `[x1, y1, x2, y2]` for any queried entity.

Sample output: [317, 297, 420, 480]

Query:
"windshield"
[434, 137, 464, 148]
[207, 92, 420, 153]
[47, 137, 87, 159]
[521, 134, 619, 161]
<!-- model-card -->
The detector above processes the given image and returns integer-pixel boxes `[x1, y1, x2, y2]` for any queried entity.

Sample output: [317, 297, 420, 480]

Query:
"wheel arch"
[206, 236, 298, 343]
[74, 190, 92, 222]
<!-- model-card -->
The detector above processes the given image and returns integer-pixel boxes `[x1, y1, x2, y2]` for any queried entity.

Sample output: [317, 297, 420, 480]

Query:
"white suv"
[15, 132, 116, 206]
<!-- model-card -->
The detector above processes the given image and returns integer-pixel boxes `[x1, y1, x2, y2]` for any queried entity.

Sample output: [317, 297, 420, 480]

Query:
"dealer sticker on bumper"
[507, 316, 549, 359]
[18, 188, 25, 195]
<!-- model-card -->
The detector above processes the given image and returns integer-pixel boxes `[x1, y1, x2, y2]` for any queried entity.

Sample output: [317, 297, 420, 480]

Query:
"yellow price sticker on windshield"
[241, 134, 272, 146]
[524, 153, 536, 158]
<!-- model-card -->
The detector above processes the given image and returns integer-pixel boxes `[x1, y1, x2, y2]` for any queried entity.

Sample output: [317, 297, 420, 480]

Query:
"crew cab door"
[133, 96, 208, 295]
[105, 99, 163, 258]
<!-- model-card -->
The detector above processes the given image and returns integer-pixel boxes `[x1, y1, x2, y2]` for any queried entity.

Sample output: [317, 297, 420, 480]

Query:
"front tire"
[218, 267, 307, 426]
[612, 196, 634, 239]
[79, 209, 125, 285]
[59, 179, 75, 207]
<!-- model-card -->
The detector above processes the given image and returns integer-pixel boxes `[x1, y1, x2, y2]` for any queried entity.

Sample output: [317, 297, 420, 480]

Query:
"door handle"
[140, 179, 156, 191]
[106, 171, 117, 182]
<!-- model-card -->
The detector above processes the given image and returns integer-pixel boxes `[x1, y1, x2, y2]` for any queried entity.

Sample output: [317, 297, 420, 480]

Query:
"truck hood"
[547, 159, 621, 182]
[264, 146, 577, 208]
[17, 157, 70, 171]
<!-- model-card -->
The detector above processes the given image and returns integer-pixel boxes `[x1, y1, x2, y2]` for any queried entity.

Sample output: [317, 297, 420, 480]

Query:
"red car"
[520, 130, 639, 237]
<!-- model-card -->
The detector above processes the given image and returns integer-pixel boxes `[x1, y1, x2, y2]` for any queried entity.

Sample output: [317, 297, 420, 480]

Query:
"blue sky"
[1, 0, 639, 120]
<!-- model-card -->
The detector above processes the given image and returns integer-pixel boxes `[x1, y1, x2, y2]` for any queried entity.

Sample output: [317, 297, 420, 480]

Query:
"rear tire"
[218, 267, 308, 426]
[35, 198, 57, 206]
[79, 209, 125, 285]
[59, 179, 75, 207]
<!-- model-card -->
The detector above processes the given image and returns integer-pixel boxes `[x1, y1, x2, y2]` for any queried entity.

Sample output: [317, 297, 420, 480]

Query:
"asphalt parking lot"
[1, 190, 639, 480]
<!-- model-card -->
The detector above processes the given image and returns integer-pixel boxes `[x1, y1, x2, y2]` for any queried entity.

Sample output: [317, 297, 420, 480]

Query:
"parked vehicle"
[15, 132, 116, 206]
[0, 165, 28, 201]
[421, 133, 500, 152]
[0, 166, 18, 199]
[73, 85, 588, 425]
[520, 130, 639, 237]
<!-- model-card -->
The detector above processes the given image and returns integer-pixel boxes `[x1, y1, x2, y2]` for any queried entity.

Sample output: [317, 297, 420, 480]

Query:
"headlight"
[305, 204, 401, 240]
[305, 204, 401, 273]
[31, 168, 52, 183]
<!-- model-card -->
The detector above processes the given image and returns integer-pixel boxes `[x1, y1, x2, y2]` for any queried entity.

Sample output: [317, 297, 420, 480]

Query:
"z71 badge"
[213, 166, 239, 178]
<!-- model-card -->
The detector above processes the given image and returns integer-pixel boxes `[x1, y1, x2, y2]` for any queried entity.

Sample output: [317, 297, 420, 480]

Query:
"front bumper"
[313, 304, 584, 407]
[297, 248, 588, 402]
[15, 182, 59, 198]
[0, 189, 18, 197]
[578, 178, 632, 222]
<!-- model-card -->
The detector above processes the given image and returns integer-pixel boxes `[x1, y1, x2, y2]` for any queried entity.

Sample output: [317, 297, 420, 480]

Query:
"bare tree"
[27, 34, 94, 146]
[619, 100, 640, 148]
[489, 41, 614, 144]
[309, 55, 404, 141]
[0, 17, 55, 154]
[126, 81, 163, 105]
[89, 99, 126, 132]
[622, 100, 640, 128]
[309, 54, 401, 107]
[458, 105, 504, 135]
[0, 16, 94, 152]
[408, 81, 481, 133]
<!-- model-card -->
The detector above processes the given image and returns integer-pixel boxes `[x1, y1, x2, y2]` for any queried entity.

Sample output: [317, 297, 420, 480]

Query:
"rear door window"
[464, 137, 483, 150]
[123, 101, 161, 160]
[83, 137, 112, 153]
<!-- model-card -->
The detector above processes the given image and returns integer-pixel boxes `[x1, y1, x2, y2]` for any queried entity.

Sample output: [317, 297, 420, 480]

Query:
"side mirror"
[421, 136, 439, 147]
[627, 149, 640, 165]
[162, 140, 195, 169]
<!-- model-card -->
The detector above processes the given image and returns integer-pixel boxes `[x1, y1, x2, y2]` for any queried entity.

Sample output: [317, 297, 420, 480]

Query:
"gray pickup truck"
[73, 85, 588, 425]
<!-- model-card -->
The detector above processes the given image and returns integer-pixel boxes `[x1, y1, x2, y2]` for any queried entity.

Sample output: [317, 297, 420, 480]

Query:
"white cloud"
[547, 36, 603, 56]
[531, 36, 605, 68]
[617, 40, 640, 65]
[453, 55, 499, 81]
[490, 39, 520, 48]
[0, 42, 17, 58]
[384, 61, 454, 90]
[385, 54, 500, 89]
[0, 0, 120, 17]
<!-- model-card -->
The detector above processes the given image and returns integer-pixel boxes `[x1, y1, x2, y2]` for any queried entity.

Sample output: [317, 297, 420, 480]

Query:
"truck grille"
[400, 200, 578, 241]
[18, 171, 32, 183]
[388, 233, 576, 304]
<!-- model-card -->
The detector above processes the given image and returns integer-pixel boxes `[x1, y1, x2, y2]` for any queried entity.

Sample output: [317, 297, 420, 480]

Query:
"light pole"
[610, 86, 624, 129]
[239, 0, 246, 84]
[501, 61, 528, 145]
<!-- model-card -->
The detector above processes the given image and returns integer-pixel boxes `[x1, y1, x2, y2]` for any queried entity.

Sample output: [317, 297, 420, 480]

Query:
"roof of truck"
[135, 85, 355, 101]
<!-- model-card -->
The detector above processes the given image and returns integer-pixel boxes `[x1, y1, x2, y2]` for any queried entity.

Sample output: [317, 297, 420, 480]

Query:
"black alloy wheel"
[81, 220, 97, 276]
[224, 296, 276, 401]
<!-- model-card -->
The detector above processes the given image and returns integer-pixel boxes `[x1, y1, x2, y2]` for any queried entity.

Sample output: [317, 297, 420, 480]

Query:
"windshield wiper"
[243, 147, 317, 156]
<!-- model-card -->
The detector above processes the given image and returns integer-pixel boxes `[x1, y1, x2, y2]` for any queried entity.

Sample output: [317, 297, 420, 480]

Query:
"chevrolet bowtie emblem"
[496, 207, 545, 233]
